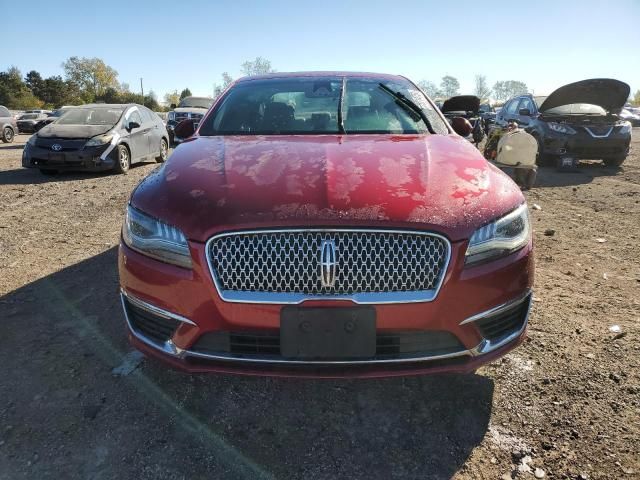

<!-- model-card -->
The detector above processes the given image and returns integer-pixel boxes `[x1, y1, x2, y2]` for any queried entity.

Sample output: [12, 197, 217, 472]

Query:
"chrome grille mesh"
[208, 230, 449, 297]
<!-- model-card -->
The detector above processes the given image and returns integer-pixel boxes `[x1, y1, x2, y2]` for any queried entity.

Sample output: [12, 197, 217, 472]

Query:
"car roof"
[235, 71, 407, 83]
[80, 103, 139, 108]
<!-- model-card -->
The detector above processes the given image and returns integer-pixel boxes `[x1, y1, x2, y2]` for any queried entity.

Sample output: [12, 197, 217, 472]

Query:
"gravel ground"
[0, 133, 638, 480]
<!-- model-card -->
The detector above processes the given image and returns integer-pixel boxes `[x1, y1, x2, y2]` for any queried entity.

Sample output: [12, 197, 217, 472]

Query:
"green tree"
[474, 75, 491, 103]
[179, 88, 192, 100]
[41, 76, 74, 107]
[213, 72, 235, 98]
[25, 70, 45, 98]
[440, 75, 460, 98]
[62, 56, 119, 102]
[631, 90, 640, 106]
[164, 90, 180, 107]
[240, 57, 275, 76]
[417, 80, 441, 99]
[0, 66, 43, 109]
[493, 80, 528, 102]
[144, 90, 160, 110]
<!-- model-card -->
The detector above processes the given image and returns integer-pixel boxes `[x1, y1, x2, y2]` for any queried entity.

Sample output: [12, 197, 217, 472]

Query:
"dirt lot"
[0, 133, 638, 480]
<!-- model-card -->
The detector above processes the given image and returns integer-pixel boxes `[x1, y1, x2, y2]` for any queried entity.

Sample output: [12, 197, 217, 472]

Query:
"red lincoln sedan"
[118, 72, 533, 377]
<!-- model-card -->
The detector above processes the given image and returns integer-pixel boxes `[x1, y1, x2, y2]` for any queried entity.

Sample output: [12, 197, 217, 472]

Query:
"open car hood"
[539, 79, 630, 113]
[441, 96, 481, 114]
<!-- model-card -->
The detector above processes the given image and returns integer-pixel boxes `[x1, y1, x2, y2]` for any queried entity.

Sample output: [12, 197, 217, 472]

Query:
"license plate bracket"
[48, 152, 65, 163]
[280, 306, 376, 359]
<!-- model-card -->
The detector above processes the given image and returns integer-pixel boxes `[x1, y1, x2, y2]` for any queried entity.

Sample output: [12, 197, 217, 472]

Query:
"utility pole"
[140, 77, 144, 100]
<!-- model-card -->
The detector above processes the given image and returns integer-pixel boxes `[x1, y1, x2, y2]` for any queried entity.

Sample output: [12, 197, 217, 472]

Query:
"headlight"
[465, 203, 531, 265]
[85, 133, 114, 147]
[122, 206, 192, 268]
[168, 112, 175, 121]
[619, 122, 632, 134]
[547, 122, 576, 135]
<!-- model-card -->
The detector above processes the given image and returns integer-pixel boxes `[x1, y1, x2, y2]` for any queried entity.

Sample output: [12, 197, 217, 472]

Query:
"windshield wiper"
[337, 77, 346, 134]
[378, 83, 434, 133]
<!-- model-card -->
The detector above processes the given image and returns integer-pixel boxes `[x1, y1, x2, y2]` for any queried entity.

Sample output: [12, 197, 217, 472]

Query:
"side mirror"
[174, 119, 196, 139]
[518, 108, 531, 116]
[128, 121, 141, 130]
[170, 103, 177, 109]
[450, 116, 473, 137]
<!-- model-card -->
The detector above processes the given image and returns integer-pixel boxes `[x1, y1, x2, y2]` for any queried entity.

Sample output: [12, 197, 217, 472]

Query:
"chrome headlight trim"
[122, 205, 192, 268]
[465, 203, 531, 265]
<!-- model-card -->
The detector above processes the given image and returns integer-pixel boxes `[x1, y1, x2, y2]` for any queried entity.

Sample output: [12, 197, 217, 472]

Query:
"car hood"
[131, 135, 524, 242]
[36, 123, 113, 139]
[441, 96, 481, 114]
[539, 78, 630, 113]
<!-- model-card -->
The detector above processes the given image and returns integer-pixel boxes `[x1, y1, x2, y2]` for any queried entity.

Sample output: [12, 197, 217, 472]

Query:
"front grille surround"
[190, 329, 465, 360]
[206, 228, 451, 304]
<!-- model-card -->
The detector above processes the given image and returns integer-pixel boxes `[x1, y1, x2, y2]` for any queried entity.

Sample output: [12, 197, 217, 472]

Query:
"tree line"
[0, 56, 275, 111]
[417, 75, 528, 104]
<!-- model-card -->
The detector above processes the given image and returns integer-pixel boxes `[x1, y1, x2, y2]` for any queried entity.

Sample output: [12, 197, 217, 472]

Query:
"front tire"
[533, 135, 554, 167]
[113, 145, 130, 174]
[2, 127, 14, 143]
[156, 138, 168, 163]
[603, 155, 626, 167]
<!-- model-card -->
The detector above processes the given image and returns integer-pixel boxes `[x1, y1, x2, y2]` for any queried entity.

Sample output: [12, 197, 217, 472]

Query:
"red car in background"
[118, 72, 533, 377]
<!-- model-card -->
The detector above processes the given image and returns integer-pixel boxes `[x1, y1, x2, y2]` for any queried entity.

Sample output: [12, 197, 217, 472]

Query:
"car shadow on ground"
[533, 162, 622, 188]
[0, 143, 25, 151]
[0, 248, 493, 479]
[0, 162, 151, 186]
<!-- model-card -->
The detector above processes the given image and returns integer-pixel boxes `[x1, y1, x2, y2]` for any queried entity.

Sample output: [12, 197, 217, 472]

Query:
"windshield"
[199, 76, 447, 135]
[20, 114, 39, 120]
[56, 107, 124, 126]
[534, 96, 607, 115]
[178, 97, 213, 109]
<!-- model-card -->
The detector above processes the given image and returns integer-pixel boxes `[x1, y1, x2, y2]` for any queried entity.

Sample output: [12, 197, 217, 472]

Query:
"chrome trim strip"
[204, 228, 452, 305]
[469, 293, 532, 356]
[120, 293, 184, 356]
[120, 289, 196, 326]
[183, 348, 471, 365]
[459, 290, 532, 325]
[584, 126, 613, 138]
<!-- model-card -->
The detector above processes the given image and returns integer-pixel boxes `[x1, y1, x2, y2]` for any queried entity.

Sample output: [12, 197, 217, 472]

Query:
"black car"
[33, 106, 74, 132]
[441, 95, 485, 145]
[17, 112, 49, 133]
[22, 103, 169, 174]
[496, 79, 632, 167]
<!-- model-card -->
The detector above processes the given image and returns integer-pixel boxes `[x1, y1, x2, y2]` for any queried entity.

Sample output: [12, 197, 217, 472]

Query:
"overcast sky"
[4, 0, 639, 101]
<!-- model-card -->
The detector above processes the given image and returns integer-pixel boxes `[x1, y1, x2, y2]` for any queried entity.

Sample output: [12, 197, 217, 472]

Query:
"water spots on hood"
[328, 157, 365, 202]
[378, 154, 416, 188]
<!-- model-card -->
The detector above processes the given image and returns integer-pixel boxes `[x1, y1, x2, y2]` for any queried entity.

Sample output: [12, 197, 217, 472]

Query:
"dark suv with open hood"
[441, 95, 485, 145]
[496, 79, 632, 167]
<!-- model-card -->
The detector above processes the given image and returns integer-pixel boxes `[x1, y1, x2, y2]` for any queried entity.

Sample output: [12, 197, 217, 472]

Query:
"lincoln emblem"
[319, 239, 337, 287]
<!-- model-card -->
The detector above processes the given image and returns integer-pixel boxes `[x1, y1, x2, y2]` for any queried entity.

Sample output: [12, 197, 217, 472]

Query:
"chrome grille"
[207, 230, 450, 304]
[175, 112, 204, 123]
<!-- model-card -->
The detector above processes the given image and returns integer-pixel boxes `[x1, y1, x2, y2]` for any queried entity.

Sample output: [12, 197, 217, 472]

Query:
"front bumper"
[118, 236, 534, 378]
[539, 127, 631, 159]
[22, 143, 115, 172]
